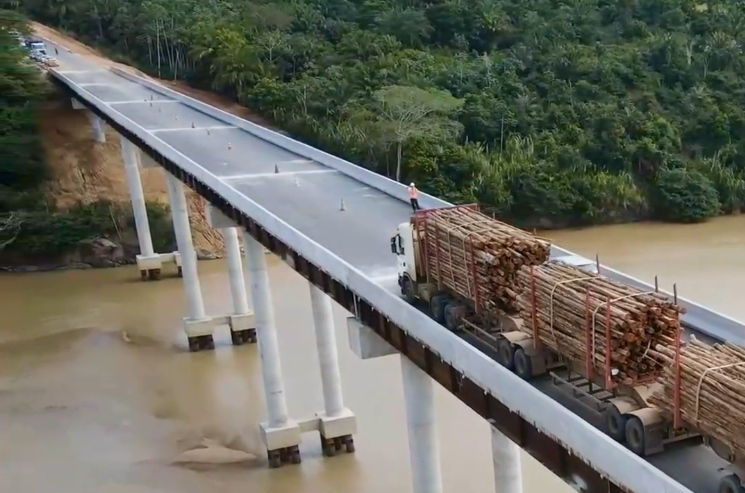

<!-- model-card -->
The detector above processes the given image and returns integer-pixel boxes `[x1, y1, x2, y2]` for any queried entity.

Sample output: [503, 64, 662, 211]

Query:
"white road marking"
[150, 125, 235, 134]
[57, 69, 106, 75]
[108, 100, 179, 105]
[220, 169, 337, 180]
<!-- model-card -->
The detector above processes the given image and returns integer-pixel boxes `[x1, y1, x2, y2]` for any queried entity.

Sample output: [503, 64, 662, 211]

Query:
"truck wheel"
[718, 474, 745, 493]
[402, 277, 416, 305]
[603, 405, 628, 443]
[514, 347, 533, 380]
[430, 295, 448, 324]
[496, 339, 516, 370]
[624, 416, 646, 456]
[444, 304, 460, 332]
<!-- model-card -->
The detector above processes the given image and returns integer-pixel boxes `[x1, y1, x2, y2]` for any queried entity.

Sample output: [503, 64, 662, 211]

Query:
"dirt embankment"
[39, 104, 224, 257]
[31, 23, 282, 261]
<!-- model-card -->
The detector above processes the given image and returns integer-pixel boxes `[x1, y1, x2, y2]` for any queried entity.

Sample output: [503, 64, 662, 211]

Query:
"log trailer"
[390, 204, 745, 493]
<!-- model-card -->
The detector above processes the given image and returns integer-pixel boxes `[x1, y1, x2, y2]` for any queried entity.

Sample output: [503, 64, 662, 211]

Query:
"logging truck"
[390, 205, 745, 493]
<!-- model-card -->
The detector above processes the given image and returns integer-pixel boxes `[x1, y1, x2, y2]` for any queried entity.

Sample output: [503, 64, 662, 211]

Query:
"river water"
[2, 217, 744, 493]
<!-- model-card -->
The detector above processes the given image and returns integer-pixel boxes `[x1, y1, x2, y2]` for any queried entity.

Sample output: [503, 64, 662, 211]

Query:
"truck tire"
[430, 295, 448, 324]
[444, 303, 460, 332]
[402, 277, 416, 305]
[624, 415, 646, 456]
[718, 475, 745, 493]
[496, 339, 516, 370]
[602, 405, 628, 443]
[513, 347, 533, 380]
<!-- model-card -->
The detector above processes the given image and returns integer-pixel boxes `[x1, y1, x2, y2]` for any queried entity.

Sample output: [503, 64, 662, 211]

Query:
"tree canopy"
[14, 0, 745, 226]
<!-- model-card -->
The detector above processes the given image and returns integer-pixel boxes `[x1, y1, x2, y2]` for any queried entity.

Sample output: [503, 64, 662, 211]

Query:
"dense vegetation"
[13, 0, 745, 226]
[0, 10, 173, 267]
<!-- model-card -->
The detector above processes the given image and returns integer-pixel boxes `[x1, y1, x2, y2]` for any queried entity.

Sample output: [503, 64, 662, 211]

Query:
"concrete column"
[243, 232, 301, 467]
[87, 112, 106, 143]
[121, 136, 154, 257]
[401, 356, 443, 493]
[310, 283, 344, 417]
[165, 172, 214, 350]
[491, 425, 523, 493]
[243, 232, 288, 425]
[310, 283, 357, 456]
[165, 172, 206, 322]
[120, 135, 162, 280]
[224, 227, 256, 345]
[225, 228, 250, 314]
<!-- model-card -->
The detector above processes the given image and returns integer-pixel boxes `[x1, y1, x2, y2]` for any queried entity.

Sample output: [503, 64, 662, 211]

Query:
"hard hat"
[410, 183, 415, 187]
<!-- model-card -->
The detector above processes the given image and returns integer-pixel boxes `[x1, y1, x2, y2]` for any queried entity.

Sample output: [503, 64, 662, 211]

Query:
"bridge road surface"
[42, 40, 728, 493]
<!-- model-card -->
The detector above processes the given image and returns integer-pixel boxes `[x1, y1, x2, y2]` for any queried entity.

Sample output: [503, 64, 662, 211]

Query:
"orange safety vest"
[408, 186, 418, 199]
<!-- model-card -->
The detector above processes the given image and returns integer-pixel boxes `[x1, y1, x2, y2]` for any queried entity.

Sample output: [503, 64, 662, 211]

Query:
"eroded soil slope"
[34, 23, 227, 256]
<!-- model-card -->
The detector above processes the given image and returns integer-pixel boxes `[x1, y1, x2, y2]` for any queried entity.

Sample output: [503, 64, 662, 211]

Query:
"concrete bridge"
[42, 40, 745, 493]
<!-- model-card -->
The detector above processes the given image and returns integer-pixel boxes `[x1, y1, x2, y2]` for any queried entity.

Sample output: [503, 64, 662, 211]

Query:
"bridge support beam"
[165, 172, 216, 351]
[490, 423, 523, 493]
[207, 206, 256, 346]
[347, 317, 443, 493]
[243, 232, 301, 467]
[309, 283, 357, 457]
[120, 135, 163, 280]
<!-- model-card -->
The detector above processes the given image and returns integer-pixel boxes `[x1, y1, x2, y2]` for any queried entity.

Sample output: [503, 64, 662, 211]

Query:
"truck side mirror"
[390, 237, 397, 254]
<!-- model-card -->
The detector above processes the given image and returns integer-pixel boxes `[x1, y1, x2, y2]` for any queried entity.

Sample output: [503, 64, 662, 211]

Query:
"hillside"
[35, 25, 226, 259]
[15, 0, 745, 227]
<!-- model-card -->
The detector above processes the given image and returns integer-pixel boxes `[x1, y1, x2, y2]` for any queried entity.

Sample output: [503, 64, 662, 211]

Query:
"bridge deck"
[45, 41, 730, 493]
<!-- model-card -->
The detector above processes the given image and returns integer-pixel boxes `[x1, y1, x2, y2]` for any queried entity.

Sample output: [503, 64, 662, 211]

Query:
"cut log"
[514, 261, 685, 386]
[415, 206, 551, 313]
[650, 338, 745, 459]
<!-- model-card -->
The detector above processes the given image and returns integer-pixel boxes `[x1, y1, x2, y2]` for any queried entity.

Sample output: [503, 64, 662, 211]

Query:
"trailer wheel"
[718, 474, 745, 493]
[602, 405, 628, 443]
[444, 304, 460, 332]
[402, 277, 416, 304]
[496, 339, 516, 370]
[430, 295, 448, 324]
[514, 347, 533, 380]
[624, 415, 646, 456]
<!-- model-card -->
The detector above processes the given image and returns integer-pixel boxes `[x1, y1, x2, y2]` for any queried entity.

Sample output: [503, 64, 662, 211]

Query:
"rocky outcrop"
[66, 237, 126, 268]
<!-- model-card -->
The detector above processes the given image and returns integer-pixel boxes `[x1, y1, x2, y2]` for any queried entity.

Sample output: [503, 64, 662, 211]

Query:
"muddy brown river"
[2, 217, 744, 492]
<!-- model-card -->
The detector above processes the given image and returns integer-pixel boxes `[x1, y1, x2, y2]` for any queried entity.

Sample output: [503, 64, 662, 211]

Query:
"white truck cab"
[390, 221, 418, 287]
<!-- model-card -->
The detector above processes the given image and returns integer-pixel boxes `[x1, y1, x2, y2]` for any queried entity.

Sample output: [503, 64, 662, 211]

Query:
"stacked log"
[514, 261, 684, 385]
[650, 338, 745, 457]
[417, 206, 550, 312]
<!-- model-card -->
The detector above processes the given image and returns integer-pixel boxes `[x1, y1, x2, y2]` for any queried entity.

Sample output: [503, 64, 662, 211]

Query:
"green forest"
[10, 0, 745, 227]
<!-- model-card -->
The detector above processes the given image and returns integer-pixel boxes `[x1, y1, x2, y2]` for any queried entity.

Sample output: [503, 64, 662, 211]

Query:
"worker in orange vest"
[408, 183, 421, 212]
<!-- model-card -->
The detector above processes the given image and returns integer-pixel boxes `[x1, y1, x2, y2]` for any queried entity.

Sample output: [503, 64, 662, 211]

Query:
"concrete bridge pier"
[165, 172, 216, 351]
[401, 356, 443, 493]
[243, 232, 302, 467]
[71, 98, 105, 143]
[206, 206, 256, 346]
[347, 317, 443, 493]
[490, 423, 523, 493]
[308, 283, 357, 456]
[120, 135, 164, 281]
